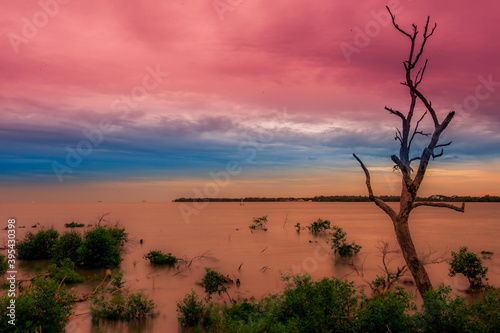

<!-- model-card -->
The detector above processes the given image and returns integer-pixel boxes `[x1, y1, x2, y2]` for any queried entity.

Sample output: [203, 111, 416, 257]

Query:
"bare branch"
[409, 109, 431, 151]
[353, 154, 397, 220]
[420, 247, 448, 266]
[395, 128, 403, 143]
[413, 17, 437, 68]
[385, 106, 406, 121]
[387, 6, 412, 39]
[412, 201, 465, 212]
[432, 149, 444, 159]
[435, 141, 452, 148]
[415, 59, 429, 87]
[409, 156, 421, 164]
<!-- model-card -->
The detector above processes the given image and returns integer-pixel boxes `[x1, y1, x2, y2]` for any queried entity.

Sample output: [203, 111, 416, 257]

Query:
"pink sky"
[1, 0, 499, 201]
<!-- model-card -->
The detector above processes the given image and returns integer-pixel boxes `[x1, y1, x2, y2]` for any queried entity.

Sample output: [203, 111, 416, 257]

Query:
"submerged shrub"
[249, 216, 268, 230]
[306, 218, 331, 234]
[106, 224, 128, 245]
[51, 230, 83, 265]
[449, 246, 488, 288]
[90, 292, 156, 322]
[177, 289, 210, 327]
[16, 228, 59, 260]
[78, 225, 125, 268]
[202, 268, 230, 300]
[64, 221, 85, 228]
[330, 225, 361, 256]
[144, 250, 177, 265]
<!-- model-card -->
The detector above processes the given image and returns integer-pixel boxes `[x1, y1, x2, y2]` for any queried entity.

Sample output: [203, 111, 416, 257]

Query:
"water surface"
[1, 202, 498, 332]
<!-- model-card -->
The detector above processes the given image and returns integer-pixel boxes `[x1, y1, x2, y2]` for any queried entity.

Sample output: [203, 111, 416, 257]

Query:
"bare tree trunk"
[392, 214, 433, 297]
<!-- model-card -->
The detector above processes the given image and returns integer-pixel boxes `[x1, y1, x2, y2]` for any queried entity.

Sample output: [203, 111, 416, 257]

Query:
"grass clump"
[144, 250, 177, 265]
[16, 228, 59, 260]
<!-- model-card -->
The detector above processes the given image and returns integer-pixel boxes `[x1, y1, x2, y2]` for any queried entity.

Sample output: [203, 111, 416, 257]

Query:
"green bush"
[175, 274, 500, 333]
[330, 225, 361, 256]
[78, 225, 125, 268]
[110, 270, 125, 292]
[51, 230, 83, 264]
[144, 250, 177, 265]
[0, 254, 8, 276]
[16, 228, 59, 260]
[202, 268, 229, 299]
[106, 224, 128, 245]
[90, 292, 156, 322]
[0, 276, 76, 333]
[413, 285, 473, 332]
[468, 287, 500, 330]
[357, 287, 416, 332]
[177, 289, 211, 327]
[48, 258, 84, 284]
[306, 218, 331, 234]
[449, 246, 488, 288]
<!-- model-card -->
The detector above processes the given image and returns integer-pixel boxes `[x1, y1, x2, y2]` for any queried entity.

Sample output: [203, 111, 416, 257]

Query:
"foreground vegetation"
[178, 273, 500, 332]
[0, 218, 143, 332]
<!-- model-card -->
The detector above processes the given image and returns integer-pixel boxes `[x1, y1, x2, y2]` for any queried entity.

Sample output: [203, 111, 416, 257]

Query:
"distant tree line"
[173, 195, 500, 203]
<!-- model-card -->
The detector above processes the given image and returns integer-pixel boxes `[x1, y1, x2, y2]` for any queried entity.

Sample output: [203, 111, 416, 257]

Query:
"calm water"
[1, 202, 499, 332]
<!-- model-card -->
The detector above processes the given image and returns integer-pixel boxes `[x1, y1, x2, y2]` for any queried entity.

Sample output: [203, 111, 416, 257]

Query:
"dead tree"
[353, 7, 465, 298]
